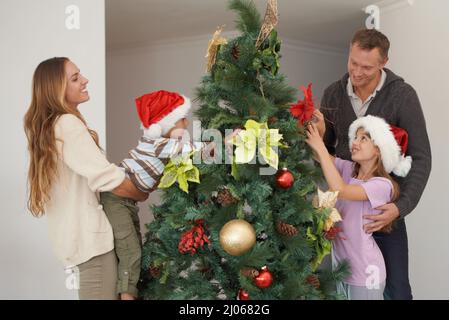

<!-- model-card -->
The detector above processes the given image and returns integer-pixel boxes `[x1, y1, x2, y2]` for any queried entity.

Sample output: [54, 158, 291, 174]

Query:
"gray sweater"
[321, 68, 431, 218]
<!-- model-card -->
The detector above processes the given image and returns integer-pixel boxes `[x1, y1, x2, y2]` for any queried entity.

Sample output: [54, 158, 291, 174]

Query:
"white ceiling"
[106, 0, 380, 50]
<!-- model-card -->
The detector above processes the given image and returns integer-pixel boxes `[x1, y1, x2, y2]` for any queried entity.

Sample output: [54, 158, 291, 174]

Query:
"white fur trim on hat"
[143, 95, 191, 139]
[143, 123, 163, 139]
[392, 155, 412, 177]
[348, 115, 412, 177]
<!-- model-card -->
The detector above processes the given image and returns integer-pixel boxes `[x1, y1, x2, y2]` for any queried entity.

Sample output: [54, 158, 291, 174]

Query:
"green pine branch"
[228, 0, 261, 35]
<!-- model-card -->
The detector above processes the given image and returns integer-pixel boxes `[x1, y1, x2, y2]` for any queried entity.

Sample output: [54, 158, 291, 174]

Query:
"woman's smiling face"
[64, 60, 89, 109]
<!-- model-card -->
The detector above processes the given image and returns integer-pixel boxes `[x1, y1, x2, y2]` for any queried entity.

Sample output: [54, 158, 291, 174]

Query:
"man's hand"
[363, 203, 400, 233]
[112, 178, 149, 202]
[312, 109, 325, 138]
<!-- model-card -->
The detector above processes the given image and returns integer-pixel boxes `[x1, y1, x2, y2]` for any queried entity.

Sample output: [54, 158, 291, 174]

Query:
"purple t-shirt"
[332, 157, 392, 286]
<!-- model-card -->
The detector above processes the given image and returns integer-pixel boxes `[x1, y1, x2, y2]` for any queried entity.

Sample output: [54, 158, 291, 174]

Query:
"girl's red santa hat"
[135, 90, 191, 139]
[348, 115, 412, 177]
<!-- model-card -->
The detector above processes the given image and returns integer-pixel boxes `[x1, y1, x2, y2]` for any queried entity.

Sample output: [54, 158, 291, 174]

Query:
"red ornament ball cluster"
[178, 220, 210, 254]
[324, 226, 344, 241]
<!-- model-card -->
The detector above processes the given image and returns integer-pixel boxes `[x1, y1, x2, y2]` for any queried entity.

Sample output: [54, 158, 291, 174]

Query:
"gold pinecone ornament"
[276, 221, 299, 236]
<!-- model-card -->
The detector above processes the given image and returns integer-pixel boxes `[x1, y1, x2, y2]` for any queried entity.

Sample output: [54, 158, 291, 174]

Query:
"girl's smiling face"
[351, 128, 380, 163]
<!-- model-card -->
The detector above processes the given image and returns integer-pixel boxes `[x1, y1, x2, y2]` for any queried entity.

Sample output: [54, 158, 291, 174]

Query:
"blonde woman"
[24, 57, 147, 300]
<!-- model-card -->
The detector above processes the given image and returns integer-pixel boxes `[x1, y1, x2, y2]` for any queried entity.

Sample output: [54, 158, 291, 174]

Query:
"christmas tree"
[139, 0, 349, 300]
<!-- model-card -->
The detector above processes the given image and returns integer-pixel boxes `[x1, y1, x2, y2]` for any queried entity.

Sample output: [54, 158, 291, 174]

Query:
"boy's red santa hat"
[348, 115, 412, 177]
[135, 90, 191, 139]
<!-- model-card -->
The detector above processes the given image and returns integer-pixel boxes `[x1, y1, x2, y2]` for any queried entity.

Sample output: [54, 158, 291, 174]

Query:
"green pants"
[100, 192, 142, 297]
[77, 250, 118, 300]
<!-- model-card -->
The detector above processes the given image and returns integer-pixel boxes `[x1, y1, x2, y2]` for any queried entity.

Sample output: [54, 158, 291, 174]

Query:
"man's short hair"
[351, 29, 390, 61]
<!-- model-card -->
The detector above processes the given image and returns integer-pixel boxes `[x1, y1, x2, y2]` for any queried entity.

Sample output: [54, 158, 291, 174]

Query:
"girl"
[24, 57, 147, 300]
[305, 114, 411, 300]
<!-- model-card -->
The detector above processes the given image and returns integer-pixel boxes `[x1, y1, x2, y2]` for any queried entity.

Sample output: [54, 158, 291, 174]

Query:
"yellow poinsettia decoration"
[313, 189, 342, 231]
[232, 119, 284, 169]
[158, 152, 200, 193]
[307, 189, 343, 271]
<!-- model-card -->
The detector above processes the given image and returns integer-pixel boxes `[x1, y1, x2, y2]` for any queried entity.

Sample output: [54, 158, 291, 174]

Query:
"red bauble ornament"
[276, 168, 294, 189]
[238, 288, 250, 300]
[254, 266, 273, 289]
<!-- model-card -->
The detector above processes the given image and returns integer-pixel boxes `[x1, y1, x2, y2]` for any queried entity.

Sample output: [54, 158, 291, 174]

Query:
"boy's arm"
[181, 129, 241, 157]
[152, 129, 241, 159]
[152, 138, 184, 158]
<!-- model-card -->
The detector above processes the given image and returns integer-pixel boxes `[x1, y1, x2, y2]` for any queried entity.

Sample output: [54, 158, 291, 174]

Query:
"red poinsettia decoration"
[290, 83, 315, 125]
[324, 226, 345, 241]
[178, 220, 211, 254]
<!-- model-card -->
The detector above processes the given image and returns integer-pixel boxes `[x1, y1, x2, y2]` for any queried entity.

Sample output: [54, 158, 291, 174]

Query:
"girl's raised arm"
[305, 123, 368, 201]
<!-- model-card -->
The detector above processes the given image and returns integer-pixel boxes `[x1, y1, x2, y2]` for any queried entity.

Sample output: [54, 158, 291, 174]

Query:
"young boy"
[100, 90, 205, 300]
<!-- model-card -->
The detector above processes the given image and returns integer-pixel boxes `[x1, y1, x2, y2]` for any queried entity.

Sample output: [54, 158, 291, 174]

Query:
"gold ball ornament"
[219, 219, 256, 256]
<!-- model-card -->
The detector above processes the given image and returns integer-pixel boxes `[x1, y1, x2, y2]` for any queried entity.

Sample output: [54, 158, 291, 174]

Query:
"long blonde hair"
[24, 57, 100, 216]
[352, 131, 400, 232]
[353, 157, 400, 202]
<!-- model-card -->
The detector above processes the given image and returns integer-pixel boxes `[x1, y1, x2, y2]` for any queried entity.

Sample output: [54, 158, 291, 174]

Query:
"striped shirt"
[120, 137, 203, 193]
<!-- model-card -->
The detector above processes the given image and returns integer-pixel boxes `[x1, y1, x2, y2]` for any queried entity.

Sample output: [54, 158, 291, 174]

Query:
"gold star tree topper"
[255, 0, 279, 48]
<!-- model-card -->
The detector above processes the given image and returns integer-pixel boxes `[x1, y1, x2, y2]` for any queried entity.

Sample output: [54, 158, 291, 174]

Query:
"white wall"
[378, 0, 449, 299]
[0, 0, 106, 299]
[106, 34, 346, 246]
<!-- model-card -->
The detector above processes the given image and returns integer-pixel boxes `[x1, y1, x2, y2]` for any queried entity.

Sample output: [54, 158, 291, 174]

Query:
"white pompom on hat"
[135, 90, 191, 139]
[348, 115, 412, 177]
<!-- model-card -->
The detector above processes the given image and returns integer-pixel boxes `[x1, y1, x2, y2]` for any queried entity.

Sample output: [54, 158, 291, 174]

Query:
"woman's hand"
[305, 122, 327, 157]
[312, 109, 326, 138]
[112, 178, 148, 202]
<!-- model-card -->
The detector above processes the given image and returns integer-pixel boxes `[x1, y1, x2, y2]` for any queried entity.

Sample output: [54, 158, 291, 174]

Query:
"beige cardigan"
[45, 114, 125, 267]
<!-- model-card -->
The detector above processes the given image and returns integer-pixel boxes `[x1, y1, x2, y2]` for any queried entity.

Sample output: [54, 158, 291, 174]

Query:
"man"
[319, 29, 431, 299]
